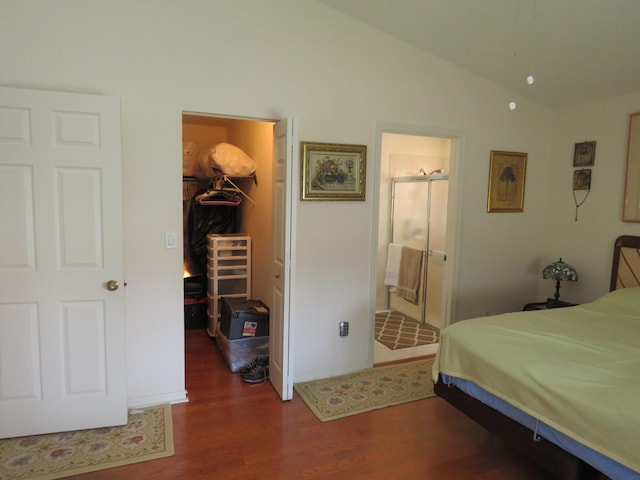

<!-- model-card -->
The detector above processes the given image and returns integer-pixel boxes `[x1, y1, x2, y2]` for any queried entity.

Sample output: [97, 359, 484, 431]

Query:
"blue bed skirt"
[440, 374, 639, 480]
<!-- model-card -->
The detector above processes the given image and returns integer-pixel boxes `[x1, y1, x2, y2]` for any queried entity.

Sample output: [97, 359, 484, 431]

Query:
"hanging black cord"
[573, 188, 591, 221]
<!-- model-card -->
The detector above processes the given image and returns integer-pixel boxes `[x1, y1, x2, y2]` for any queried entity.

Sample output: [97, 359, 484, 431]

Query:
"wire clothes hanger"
[195, 175, 255, 206]
[220, 175, 255, 205]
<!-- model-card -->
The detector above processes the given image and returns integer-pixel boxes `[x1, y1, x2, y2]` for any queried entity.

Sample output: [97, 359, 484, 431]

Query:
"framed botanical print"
[487, 150, 527, 212]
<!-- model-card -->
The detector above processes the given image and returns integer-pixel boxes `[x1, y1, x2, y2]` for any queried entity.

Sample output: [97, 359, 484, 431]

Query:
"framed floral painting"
[300, 141, 366, 200]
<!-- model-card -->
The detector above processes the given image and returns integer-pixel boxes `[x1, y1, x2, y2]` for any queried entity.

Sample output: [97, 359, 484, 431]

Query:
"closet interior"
[182, 114, 274, 370]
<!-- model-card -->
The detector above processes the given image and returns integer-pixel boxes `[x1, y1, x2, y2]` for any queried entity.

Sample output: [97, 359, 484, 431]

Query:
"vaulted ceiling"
[315, 0, 640, 110]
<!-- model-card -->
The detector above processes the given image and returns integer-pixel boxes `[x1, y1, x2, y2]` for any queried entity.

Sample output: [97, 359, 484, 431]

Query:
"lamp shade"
[542, 258, 578, 282]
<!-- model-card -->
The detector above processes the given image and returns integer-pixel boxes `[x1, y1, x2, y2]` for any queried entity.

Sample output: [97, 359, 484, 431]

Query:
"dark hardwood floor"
[71, 329, 554, 479]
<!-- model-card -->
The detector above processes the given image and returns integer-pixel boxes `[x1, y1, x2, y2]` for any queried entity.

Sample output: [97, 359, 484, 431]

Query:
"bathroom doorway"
[374, 130, 457, 364]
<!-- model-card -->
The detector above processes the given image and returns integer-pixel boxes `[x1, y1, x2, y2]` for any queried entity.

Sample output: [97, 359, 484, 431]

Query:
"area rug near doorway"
[0, 404, 174, 480]
[294, 358, 435, 422]
[375, 310, 439, 350]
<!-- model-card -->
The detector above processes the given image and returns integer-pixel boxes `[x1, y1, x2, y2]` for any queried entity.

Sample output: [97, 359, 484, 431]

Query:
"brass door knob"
[106, 280, 119, 291]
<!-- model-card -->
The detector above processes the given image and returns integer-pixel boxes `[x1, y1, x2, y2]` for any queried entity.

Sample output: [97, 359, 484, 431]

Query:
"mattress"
[433, 287, 640, 477]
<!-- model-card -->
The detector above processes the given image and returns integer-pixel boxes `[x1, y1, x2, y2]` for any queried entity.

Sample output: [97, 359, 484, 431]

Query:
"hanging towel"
[384, 243, 403, 289]
[396, 246, 424, 304]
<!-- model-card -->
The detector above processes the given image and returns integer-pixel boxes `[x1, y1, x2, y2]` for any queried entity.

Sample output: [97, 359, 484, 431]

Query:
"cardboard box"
[220, 298, 269, 340]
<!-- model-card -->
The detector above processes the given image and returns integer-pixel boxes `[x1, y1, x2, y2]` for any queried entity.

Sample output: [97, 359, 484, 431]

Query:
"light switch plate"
[165, 231, 177, 248]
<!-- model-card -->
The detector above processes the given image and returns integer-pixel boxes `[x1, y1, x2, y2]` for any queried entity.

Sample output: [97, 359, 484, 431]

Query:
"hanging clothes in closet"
[188, 191, 238, 267]
[187, 175, 255, 267]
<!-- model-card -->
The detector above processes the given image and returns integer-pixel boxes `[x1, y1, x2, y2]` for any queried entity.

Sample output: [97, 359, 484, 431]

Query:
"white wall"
[539, 93, 640, 304]
[2, 0, 581, 398]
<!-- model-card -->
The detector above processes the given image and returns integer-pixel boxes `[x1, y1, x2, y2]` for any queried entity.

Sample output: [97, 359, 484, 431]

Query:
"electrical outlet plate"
[339, 321, 349, 336]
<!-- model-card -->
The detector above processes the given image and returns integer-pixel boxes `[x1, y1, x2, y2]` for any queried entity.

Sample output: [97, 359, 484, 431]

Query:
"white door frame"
[180, 111, 295, 399]
[369, 122, 465, 362]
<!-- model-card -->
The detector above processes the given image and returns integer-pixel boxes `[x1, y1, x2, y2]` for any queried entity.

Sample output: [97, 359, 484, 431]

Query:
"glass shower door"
[424, 179, 447, 330]
[390, 176, 447, 329]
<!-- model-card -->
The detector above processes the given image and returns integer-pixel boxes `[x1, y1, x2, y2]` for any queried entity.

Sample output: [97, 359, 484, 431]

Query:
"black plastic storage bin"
[184, 298, 207, 329]
[220, 298, 269, 340]
[184, 274, 207, 329]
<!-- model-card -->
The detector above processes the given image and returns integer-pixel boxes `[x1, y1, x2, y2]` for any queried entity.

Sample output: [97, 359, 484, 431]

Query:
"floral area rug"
[375, 311, 439, 350]
[294, 358, 435, 422]
[0, 404, 173, 480]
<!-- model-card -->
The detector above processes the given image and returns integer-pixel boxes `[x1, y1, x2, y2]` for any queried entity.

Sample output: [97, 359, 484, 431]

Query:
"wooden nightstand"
[522, 298, 577, 311]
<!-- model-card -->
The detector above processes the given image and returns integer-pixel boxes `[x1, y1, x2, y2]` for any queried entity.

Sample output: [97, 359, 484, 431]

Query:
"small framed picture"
[300, 141, 366, 201]
[487, 150, 527, 212]
[573, 141, 596, 167]
[573, 169, 592, 191]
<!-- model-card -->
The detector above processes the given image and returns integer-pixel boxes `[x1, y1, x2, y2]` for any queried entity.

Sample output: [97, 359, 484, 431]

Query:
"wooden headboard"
[610, 235, 640, 290]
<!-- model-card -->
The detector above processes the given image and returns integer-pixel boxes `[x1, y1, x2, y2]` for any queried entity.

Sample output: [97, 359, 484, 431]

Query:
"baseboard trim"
[374, 353, 436, 368]
[127, 390, 188, 409]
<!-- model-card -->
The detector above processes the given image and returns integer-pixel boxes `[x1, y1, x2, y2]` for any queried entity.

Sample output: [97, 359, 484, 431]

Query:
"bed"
[433, 235, 640, 480]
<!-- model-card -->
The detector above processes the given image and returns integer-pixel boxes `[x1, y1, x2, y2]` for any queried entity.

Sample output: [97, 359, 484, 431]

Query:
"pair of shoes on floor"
[239, 355, 268, 375]
[240, 356, 269, 384]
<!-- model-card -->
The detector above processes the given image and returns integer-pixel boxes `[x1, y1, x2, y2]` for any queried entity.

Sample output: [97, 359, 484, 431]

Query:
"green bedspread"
[433, 287, 640, 472]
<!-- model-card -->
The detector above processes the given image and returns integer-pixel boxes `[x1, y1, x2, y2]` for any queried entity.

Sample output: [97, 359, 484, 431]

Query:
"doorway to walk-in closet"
[181, 113, 275, 368]
[374, 131, 453, 364]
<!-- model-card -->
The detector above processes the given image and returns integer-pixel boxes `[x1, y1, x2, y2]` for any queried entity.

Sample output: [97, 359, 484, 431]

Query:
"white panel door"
[0, 86, 126, 438]
[270, 118, 294, 400]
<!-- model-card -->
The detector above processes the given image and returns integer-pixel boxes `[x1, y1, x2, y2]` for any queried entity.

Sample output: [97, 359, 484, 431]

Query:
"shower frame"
[389, 172, 448, 325]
